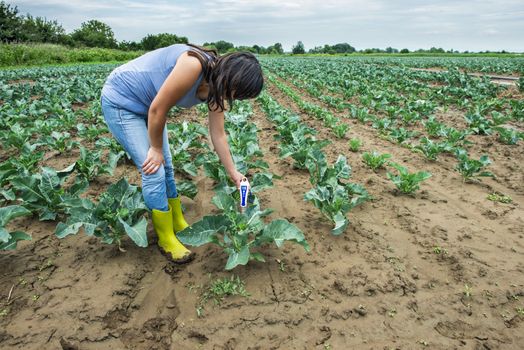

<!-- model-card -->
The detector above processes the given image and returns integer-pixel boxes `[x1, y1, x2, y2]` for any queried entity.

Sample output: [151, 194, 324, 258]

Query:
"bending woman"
[100, 44, 263, 263]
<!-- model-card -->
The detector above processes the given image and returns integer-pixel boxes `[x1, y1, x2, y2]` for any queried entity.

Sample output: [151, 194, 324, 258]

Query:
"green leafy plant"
[95, 137, 127, 158]
[195, 274, 250, 317]
[225, 113, 263, 158]
[414, 137, 453, 161]
[400, 110, 421, 125]
[372, 117, 395, 132]
[487, 192, 512, 204]
[349, 106, 374, 123]
[257, 90, 331, 169]
[168, 121, 208, 177]
[196, 108, 269, 189]
[11, 167, 88, 221]
[322, 113, 339, 129]
[362, 151, 392, 171]
[62, 146, 123, 181]
[509, 100, 523, 121]
[178, 191, 309, 270]
[305, 150, 370, 235]
[2, 142, 44, 176]
[463, 284, 473, 298]
[388, 127, 418, 144]
[386, 162, 432, 194]
[55, 178, 149, 249]
[423, 116, 446, 137]
[465, 110, 493, 135]
[494, 127, 523, 145]
[348, 138, 362, 152]
[0, 164, 16, 203]
[332, 123, 349, 138]
[76, 122, 107, 141]
[433, 246, 447, 255]
[439, 127, 471, 147]
[177, 180, 198, 200]
[1, 123, 33, 150]
[202, 275, 249, 305]
[196, 152, 269, 191]
[490, 111, 511, 126]
[454, 149, 494, 182]
[38, 131, 78, 154]
[281, 138, 331, 170]
[276, 118, 330, 169]
[0, 205, 32, 250]
[1, 142, 48, 203]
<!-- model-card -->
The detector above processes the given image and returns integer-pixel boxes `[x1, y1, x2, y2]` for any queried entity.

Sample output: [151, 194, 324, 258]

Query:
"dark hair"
[186, 44, 264, 112]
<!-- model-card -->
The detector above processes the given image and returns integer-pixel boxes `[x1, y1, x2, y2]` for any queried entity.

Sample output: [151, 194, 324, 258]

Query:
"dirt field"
[1, 78, 523, 350]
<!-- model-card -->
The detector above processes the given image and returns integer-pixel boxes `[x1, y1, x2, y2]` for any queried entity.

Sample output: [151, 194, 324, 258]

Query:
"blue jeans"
[100, 95, 177, 211]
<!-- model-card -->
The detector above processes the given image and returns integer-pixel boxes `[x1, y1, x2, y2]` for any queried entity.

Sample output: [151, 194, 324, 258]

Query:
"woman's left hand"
[229, 169, 245, 189]
[142, 146, 165, 175]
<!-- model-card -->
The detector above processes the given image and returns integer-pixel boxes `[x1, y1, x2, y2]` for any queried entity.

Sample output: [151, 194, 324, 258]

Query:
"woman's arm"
[208, 108, 244, 188]
[142, 52, 202, 175]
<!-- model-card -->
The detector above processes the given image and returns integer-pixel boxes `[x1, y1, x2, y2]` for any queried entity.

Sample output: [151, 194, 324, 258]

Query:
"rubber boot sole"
[158, 245, 196, 264]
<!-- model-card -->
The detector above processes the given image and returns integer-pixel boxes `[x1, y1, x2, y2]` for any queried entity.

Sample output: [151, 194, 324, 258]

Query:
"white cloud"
[9, 0, 524, 51]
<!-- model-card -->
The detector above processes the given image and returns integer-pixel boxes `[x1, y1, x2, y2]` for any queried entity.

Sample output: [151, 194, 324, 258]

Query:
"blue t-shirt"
[101, 44, 210, 115]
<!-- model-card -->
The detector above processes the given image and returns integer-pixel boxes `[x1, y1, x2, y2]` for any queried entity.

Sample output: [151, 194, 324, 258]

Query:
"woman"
[100, 43, 264, 263]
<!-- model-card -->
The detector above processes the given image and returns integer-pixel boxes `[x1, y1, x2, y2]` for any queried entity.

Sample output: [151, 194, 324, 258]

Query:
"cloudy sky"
[10, 0, 524, 52]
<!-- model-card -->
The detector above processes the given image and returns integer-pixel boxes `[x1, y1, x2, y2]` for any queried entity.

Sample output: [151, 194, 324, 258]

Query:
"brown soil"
[7, 79, 36, 86]
[1, 85, 523, 350]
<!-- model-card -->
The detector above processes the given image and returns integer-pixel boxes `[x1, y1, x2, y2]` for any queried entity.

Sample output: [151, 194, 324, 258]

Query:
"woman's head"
[187, 44, 264, 111]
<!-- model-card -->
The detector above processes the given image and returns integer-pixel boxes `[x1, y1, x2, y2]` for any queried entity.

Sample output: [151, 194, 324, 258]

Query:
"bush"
[0, 43, 143, 66]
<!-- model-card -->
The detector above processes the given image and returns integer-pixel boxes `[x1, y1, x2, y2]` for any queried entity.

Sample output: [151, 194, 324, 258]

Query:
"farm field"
[1, 55, 524, 349]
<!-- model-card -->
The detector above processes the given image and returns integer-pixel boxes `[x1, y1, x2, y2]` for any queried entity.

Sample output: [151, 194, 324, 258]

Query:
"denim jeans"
[100, 95, 177, 211]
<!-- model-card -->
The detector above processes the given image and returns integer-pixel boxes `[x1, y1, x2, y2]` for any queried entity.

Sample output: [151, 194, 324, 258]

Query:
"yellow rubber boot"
[151, 207, 195, 264]
[168, 196, 189, 233]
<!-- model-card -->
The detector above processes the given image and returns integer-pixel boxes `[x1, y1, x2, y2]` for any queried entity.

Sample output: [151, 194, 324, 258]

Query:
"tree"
[308, 46, 323, 54]
[363, 48, 383, 54]
[71, 20, 117, 48]
[118, 40, 142, 51]
[385, 46, 399, 54]
[400, 48, 410, 54]
[273, 43, 283, 54]
[0, 1, 23, 42]
[203, 40, 234, 54]
[428, 47, 445, 53]
[20, 15, 66, 44]
[307, 43, 356, 54]
[323, 44, 335, 54]
[140, 33, 188, 50]
[292, 41, 305, 54]
[266, 42, 283, 54]
[332, 43, 355, 53]
[252, 44, 271, 54]
[236, 45, 257, 53]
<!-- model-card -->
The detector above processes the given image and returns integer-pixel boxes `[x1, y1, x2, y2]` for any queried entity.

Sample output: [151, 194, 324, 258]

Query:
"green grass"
[194, 275, 250, 317]
[487, 192, 512, 204]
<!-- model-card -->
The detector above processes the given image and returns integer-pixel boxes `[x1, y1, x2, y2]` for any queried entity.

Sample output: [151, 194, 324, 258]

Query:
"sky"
[9, 0, 524, 52]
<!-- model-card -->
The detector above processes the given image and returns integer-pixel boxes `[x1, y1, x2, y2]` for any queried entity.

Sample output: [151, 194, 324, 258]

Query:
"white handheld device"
[239, 177, 250, 213]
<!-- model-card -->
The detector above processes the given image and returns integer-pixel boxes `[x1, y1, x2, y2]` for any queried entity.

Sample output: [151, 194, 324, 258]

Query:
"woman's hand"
[229, 169, 245, 189]
[142, 147, 165, 175]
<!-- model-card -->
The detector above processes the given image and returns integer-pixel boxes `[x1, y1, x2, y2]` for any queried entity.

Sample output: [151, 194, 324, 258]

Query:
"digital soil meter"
[239, 177, 250, 213]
